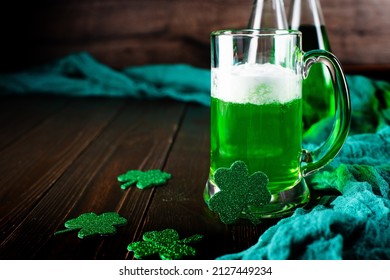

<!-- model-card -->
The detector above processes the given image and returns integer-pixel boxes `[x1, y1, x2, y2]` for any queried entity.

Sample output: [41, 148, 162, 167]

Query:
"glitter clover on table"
[127, 229, 203, 260]
[117, 169, 172, 190]
[54, 212, 127, 239]
[208, 161, 271, 225]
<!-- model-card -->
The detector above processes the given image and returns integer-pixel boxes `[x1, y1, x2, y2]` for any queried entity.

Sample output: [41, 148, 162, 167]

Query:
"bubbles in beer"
[212, 63, 301, 105]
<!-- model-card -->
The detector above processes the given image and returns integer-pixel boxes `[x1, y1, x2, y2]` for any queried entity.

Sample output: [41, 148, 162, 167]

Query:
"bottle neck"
[289, 0, 326, 29]
[288, 0, 330, 51]
[248, 0, 288, 29]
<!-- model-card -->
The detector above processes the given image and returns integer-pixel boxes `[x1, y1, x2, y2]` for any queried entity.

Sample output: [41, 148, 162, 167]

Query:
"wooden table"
[0, 95, 279, 260]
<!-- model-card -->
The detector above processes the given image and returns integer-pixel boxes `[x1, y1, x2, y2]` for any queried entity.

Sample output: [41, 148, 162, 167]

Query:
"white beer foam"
[212, 63, 301, 105]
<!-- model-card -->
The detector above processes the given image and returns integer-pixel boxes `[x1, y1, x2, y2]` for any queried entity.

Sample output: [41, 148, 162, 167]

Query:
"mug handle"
[301, 50, 351, 177]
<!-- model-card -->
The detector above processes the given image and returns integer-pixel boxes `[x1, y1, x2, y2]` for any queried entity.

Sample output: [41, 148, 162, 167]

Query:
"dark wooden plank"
[320, 0, 390, 66]
[22, 37, 211, 71]
[1, 0, 388, 71]
[0, 99, 186, 259]
[92, 101, 187, 260]
[0, 0, 250, 71]
[129, 104, 279, 260]
[0, 97, 124, 249]
[344, 64, 390, 82]
[0, 96, 71, 151]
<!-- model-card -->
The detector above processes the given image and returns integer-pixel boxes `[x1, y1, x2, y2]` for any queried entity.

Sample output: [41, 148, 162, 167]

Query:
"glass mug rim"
[211, 28, 302, 37]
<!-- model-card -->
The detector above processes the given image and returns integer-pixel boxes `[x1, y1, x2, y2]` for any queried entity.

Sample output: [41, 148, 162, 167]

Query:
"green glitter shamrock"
[208, 161, 271, 224]
[118, 169, 172, 190]
[54, 212, 127, 239]
[127, 229, 203, 260]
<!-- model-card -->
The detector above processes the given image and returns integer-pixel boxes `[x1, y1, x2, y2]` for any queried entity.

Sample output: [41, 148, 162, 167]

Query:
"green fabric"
[0, 52, 211, 106]
[0, 52, 389, 259]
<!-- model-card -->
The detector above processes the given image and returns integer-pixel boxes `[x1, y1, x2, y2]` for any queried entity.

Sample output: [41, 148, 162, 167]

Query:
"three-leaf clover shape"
[208, 161, 271, 224]
[54, 212, 127, 239]
[127, 229, 203, 260]
[118, 169, 171, 189]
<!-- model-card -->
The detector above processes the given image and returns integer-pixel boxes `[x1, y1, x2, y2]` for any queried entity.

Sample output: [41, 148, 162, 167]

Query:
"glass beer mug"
[204, 29, 351, 220]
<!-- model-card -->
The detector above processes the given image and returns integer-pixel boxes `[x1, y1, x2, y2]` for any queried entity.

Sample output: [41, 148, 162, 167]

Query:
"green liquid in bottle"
[299, 25, 335, 132]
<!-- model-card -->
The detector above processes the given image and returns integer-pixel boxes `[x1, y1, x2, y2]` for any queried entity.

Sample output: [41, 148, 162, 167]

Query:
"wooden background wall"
[1, 0, 389, 74]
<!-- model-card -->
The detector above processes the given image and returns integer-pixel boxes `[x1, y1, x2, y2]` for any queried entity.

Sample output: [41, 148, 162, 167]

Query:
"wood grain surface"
[0, 0, 389, 72]
[0, 96, 279, 259]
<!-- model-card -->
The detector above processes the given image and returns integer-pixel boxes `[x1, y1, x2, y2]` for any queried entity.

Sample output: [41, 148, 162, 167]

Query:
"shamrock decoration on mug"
[208, 161, 271, 224]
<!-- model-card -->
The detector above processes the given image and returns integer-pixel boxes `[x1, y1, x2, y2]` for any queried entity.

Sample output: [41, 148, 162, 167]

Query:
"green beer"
[206, 29, 351, 219]
[209, 64, 303, 194]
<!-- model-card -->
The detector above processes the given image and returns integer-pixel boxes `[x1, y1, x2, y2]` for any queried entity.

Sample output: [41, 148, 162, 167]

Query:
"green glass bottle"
[248, 0, 288, 29]
[289, 0, 335, 133]
[246, 0, 288, 65]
